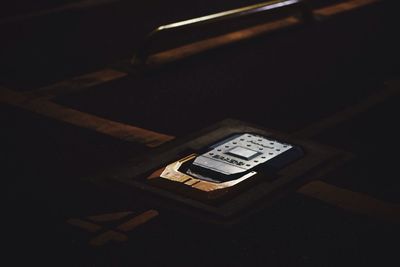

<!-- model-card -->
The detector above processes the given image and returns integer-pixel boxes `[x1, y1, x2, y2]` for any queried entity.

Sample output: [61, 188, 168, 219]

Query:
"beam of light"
[158, 0, 301, 30]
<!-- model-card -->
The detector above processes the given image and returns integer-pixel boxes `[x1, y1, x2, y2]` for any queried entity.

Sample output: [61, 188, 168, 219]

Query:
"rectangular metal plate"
[193, 133, 293, 175]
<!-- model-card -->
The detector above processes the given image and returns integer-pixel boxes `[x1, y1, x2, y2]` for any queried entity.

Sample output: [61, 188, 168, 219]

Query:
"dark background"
[2, 1, 400, 266]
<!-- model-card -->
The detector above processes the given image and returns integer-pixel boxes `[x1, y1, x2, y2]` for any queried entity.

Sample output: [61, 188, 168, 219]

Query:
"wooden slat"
[67, 218, 102, 233]
[298, 181, 400, 223]
[0, 87, 174, 147]
[293, 84, 400, 138]
[117, 210, 159, 232]
[89, 230, 128, 246]
[87, 211, 133, 223]
[315, 0, 381, 17]
[35, 69, 127, 99]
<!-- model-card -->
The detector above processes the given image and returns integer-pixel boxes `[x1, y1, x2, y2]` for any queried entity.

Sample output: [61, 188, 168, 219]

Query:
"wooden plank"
[293, 84, 400, 138]
[0, 87, 174, 147]
[315, 0, 381, 17]
[67, 218, 102, 233]
[87, 211, 133, 223]
[117, 210, 159, 232]
[89, 230, 128, 246]
[35, 69, 127, 99]
[298, 181, 400, 223]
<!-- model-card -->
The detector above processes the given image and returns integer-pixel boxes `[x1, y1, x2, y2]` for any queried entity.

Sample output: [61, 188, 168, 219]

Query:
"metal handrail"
[132, 0, 312, 66]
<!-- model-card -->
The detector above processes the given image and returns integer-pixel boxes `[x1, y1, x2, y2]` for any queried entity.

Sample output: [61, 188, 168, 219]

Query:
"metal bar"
[132, 0, 312, 66]
[157, 0, 303, 31]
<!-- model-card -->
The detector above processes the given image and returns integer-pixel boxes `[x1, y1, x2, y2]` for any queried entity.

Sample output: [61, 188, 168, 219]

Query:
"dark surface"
[0, 0, 276, 89]
[2, 0, 400, 266]
[53, 2, 398, 136]
[319, 95, 400, 202]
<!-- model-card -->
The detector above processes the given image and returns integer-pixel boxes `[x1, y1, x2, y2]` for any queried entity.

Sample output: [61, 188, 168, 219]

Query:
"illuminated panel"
[192, 133, 292, 175]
